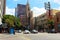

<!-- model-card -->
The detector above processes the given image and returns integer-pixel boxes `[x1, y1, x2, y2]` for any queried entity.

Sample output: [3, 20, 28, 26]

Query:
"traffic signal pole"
[45, 2, 58, 32]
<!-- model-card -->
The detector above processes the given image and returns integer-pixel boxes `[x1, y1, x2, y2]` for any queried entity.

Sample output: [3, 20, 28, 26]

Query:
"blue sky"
[6, 0, 60, 17]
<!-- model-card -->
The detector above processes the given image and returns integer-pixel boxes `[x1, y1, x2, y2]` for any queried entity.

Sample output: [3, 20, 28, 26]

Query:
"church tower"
[26, 0, 31, 29]
[26, 0, 30, 17]
[26, 0, 34, 30]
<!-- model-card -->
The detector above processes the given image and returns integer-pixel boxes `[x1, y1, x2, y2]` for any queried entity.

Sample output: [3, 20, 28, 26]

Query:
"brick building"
[54, 12, 60, 32]
[36, 9, 60, 32]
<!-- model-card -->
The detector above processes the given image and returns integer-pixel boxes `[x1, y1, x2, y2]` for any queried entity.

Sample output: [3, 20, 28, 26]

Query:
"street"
[0, 33, 60, 40]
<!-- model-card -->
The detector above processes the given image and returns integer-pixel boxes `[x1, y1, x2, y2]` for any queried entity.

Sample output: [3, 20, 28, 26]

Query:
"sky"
[6, 0, 60, 17]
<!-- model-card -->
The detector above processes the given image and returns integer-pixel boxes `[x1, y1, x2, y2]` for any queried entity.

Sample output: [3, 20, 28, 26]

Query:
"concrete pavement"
[0, 33, 60, 40]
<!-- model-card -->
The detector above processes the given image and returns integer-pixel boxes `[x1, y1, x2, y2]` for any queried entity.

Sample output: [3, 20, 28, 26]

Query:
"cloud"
[53, 7, 60, 10]
[6, 6, 15, 16]
[31, 7, 46, 17]
[54, 0, 60, 4]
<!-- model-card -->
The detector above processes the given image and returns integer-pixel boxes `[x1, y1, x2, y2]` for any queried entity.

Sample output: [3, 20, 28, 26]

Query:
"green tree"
[48, 19, 54, 25]
[15, 17, 21, 28]
[48, 19, 54, 29]
[2, 15, 21, 28]
[2, 15, 15, 27]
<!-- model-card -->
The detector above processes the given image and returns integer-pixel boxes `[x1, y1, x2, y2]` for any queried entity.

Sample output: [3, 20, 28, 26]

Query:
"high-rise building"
[0, 0, 6, 25]
[15, 0, 33, 29]
[15, 4, 28, 27]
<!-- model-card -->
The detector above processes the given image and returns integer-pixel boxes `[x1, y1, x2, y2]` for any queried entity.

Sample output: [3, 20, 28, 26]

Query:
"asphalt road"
[0, 33, 60, 40]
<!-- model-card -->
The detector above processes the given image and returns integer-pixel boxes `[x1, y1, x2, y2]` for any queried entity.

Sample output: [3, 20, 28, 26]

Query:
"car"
[48, 29, 56, 33]
[51, 29, 56, 33]
[18, 30, 22, 33]
[23, 30, 30, 34]
[31, 30, 38, 33]
[15, 30, 22, 33]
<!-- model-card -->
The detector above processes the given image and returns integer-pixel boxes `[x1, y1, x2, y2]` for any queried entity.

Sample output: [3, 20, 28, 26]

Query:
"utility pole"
[45, 2, 52, 19]
[45, 2, 58, 32]
[45, 2, 52, 32]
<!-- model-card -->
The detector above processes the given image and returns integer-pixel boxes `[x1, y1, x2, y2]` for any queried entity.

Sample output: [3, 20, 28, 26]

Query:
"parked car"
[31, 30, 38, 33]
[18, 30, 22, 33]
[48, 29, 56, 33]
[23, 30, 30, 34]
[15, 30, 22, 33]
[51, 29, 56, 33]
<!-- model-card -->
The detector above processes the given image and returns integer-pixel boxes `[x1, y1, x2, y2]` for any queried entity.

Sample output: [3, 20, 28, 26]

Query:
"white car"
[31, 30, 38, 33]
[23, 30, 30, 34]
[18, 30, 22, 33]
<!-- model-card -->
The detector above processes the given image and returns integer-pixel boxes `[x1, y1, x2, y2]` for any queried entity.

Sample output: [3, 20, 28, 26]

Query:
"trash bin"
[10, 27, 15, 34]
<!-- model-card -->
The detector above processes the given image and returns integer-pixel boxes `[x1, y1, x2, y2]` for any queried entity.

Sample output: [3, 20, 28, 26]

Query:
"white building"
[0, 0, 6, 25]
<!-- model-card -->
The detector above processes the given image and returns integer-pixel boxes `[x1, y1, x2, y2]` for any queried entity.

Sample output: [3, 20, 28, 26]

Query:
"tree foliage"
[15, 17, 21, 28]
[48, 19, 54, 25]
[2, 15, 21, 28]
[48, 19, 54, 29]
